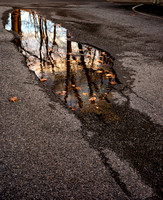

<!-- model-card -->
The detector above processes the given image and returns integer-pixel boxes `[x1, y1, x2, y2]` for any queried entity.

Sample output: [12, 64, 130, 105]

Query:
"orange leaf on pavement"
[9, 96, 18, 102]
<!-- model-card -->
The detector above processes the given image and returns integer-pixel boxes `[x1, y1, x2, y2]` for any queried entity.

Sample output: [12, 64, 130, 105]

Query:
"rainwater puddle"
[5, 9, 121, 118]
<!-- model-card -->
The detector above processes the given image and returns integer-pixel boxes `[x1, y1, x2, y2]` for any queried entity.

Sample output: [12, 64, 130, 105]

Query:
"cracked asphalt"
[0, 1, 163, 199]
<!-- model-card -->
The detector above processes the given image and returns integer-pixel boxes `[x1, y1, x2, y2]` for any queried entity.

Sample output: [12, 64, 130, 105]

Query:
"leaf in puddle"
[40, 78, 47, 82]
[106, 74, 115, 78]
[56, 91, 61, 94]
[49, 47, 53, 52]
[60, 91, 66, 95]
[89, 97, 96, 101]
[9, 96, 18, 103]
[97, 59, 103, 63]
[75, 87, 81, 90]
[96, 70, 103, 74]
[110, 81, 116, 85]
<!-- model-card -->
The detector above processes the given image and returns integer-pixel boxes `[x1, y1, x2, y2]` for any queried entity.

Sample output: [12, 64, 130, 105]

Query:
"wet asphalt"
[0, 1, 163, 200]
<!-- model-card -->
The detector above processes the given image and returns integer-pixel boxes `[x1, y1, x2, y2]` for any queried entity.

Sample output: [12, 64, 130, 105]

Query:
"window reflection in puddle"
[5, 9, 121, 116]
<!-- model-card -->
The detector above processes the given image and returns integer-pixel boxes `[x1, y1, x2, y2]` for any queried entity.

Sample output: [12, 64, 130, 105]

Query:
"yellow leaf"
[9, 96, 18, 102]
[82, 93, 88, 96]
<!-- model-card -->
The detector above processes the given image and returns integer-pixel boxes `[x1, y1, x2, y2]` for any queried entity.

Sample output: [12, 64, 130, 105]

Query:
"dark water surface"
[5, 9, 120, 115]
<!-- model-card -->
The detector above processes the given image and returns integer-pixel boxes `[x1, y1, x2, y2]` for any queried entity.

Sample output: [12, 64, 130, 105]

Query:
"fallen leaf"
[106, 74, 115, 78]
[9, 96, 18, 102]
[89, 97, 96, 101]
[49, 47, 53, 52]
[132, 14, 135, 16]
[97, 59, 103, 63]
[75, 87, 81, 90]
[110, 81, 116, 85]
[56, 91, 61, 94]
[82, 93, 88, 96]
[40, 78, 47, 82]
[96, 70, 103, 74]
[88, 54, 91, 58]
[61, 91, 66, 95]
[72, 85, 75, 87]
[72, 107, 76, 111]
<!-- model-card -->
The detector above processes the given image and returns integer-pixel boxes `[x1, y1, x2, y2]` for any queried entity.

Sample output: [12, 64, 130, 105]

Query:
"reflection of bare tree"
[78, 43, 99, 97]
[65, 33, 83, 108]
[44, 19, 49, 58]
[11, 9, 21, 47]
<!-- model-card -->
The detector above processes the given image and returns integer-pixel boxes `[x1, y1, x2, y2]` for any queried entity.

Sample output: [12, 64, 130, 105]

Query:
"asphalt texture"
[0, 1, 163, 199]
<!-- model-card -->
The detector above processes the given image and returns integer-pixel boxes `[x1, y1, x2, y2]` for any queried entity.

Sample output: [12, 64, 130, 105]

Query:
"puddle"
[5, 9, 121, 117]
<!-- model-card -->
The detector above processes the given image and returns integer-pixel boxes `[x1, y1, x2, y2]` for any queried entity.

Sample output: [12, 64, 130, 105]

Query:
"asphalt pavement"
[0, 1, 163, 199]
